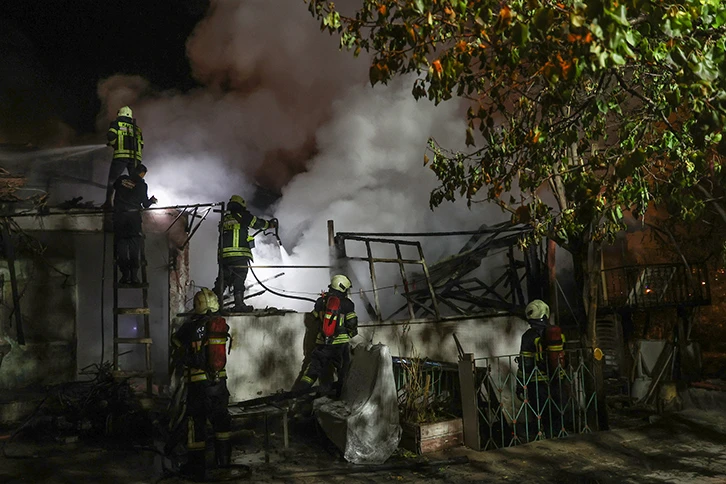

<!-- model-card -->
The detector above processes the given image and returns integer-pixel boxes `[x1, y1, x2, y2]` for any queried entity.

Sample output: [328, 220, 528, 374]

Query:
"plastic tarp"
[313, 343, 402, 464]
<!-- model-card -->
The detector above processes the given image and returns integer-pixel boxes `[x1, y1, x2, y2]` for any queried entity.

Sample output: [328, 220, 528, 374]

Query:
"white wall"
[224, 313, 528, 402]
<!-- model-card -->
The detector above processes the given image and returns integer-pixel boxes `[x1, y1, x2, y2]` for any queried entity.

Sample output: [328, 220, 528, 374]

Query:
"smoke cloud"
[95, 0, 509, 314]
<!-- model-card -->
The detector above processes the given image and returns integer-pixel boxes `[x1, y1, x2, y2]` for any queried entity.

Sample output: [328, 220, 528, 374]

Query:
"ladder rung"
[116, 308, 150, 315]
[115, 337, 153, 344]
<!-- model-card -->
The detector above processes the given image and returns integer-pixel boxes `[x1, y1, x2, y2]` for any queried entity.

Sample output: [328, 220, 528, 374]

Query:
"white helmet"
[525, 299, 550, 322]
[193, 287, 219, 314]
[330, 274, 352, 294]
[117, 106, 133, 118]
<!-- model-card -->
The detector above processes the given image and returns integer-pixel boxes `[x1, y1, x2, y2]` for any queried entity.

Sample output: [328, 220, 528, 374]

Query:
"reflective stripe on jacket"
[108, 117, 143, 162]
[186, 368, 227, 383]
[219, 211, 270, 260]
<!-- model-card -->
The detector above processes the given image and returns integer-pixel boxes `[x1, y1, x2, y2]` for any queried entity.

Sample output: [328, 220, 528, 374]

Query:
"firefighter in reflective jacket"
[516, 299, 566, 438]
[104, 106, 144, 207]
[214, 195, 277, 313]
[293, 274, 358, 395]
[171, 288, 232, 480]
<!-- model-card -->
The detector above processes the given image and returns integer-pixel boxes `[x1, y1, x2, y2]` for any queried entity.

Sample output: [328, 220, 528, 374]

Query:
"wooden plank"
[419, 419, 463, 439]
[458, 353, 481, 450]
[116, 307, 151, 315]
[115, 338, 153, 344]
[400, 420, 463, 454]
[419, 432, 463, 454]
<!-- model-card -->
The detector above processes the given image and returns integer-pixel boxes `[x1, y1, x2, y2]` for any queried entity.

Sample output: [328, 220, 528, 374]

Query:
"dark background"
[1, 0, 209, 139]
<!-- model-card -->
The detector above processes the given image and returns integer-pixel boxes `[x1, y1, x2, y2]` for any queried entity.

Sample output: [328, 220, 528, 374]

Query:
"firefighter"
[214, 195, 277, 313]
[112, 164, 156, 285]
[104, 106, 144, 208]
[292, 274, 358, 396]
[516, 299, 566, 438]
[171, 288, 232, 481]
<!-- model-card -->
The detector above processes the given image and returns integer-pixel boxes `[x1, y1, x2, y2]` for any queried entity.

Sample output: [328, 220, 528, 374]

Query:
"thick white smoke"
[96, 0, 509, 314]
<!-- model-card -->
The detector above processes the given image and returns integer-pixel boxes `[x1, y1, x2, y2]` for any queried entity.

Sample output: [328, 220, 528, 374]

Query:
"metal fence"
[392, 357, 460, 403]
[599, 263, 710, 310]
[470, 348, 599, 449]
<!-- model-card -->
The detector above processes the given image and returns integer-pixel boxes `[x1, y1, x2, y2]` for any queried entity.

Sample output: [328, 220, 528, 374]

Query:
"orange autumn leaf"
[378, 4, 387, 15]
[432, 59, 443, 73]
[499, 6, 512, 23]
[557, 53, 572, 78]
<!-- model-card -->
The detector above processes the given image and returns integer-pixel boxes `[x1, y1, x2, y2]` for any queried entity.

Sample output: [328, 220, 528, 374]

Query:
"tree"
[307, 0, 726, 347]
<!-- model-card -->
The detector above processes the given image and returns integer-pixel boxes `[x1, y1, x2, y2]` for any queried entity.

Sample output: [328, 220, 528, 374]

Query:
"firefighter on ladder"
[104, 106, 143, 208]
[112, 164, 157, 284]
[171, 288, 232, 480]
[292, 274, 358, 396]
[214, 194, 277, 313]
[516, 299, 567, 439]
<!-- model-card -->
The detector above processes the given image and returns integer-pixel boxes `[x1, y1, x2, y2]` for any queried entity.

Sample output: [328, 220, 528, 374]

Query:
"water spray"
[0, 144, 107, 164]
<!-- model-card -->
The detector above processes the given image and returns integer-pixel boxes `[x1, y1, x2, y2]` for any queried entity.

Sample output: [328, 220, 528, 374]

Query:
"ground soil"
[1, 397, 725, 484]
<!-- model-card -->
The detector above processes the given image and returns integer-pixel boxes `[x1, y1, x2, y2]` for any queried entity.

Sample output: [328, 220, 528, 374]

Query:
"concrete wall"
[224, 312, 528, 402]
[0, 255, 76, 390]
[0, 226, 173, 390]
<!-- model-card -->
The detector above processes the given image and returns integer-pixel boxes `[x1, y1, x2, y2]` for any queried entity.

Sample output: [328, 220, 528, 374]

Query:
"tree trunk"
[547, 238, 558, 325]
[582, 238, 609, 431]
[585, 240, 600, 348]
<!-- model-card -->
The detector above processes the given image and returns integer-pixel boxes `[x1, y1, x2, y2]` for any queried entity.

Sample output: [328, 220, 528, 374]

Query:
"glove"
[149, 196, 158, 205]
[269, 219, 278, 228]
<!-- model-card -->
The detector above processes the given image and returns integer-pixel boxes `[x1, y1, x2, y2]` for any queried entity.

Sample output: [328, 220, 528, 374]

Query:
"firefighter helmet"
[330, 274, 352, 294]
[117, 106, 133, 118]
[193, 287, 219, 314]
[525, 299, 550, 321]
[229, 195, 246, 208]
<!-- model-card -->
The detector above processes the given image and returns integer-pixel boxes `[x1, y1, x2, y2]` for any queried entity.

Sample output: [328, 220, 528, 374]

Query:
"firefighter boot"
[129, 262, 140, 285]
[179, 449, 206, 481]
[118, 262, 131, 284]
[233, 291, 252, 313]
[215, 439, 232, 468]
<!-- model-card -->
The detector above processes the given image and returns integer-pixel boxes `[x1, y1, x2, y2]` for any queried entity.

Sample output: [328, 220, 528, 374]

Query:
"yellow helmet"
[330, 274, 352, 294]
[193, 287, 219, 314]
[229, 195, 246, 208]
[525, 299, 550, 321]
[117, 106, 133, 118]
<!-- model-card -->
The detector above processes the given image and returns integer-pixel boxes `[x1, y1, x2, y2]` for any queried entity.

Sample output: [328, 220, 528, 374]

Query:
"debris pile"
[4, 362, 153, 449]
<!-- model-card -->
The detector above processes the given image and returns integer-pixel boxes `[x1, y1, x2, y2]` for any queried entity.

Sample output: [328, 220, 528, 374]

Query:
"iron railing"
[599, 263, 710, 310]
[473, 348, 599, 449]
[392, 357, 460, 406]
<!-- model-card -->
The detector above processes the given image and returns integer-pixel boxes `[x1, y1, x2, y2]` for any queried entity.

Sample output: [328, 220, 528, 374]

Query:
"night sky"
[1, 0, 209, 139]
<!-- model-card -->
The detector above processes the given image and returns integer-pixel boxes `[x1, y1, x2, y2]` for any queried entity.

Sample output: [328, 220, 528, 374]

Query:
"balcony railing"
[599, 263, 710, 310]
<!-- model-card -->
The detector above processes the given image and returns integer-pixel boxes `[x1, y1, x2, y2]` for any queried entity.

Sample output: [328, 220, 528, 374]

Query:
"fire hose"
[247, 263, 317, 304]
[249, 217, 317, 304]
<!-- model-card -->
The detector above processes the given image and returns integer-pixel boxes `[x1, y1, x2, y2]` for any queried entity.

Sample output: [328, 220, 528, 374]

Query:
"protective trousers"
[183, 379, 232, 479]
[105, 157, 135, 204]
[114, 211, 143, 283]
[214, 259, 250, 311]
[295, 343, 349, 395]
